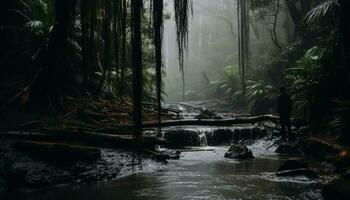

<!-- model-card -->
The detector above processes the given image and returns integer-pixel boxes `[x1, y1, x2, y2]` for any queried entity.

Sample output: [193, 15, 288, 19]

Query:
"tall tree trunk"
[95, 0, 112, 98]
[120, 0, 127, 95]
[131, 0, 143, 147]
[29, 0, 77, 111]
[153, 0, 164, 135]
[284, 0, 311, 40]
[81, 0, 90, 90]
[113, 0, 121, 86]
[237, 0, 249, 93]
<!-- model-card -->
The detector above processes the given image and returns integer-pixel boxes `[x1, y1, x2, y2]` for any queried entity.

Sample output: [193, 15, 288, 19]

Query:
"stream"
[9, 139, 323, 200]
[7, 102, 324, 199]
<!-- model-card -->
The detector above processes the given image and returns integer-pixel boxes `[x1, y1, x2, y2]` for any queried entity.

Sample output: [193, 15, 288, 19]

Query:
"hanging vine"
[174, 0, 192, 101]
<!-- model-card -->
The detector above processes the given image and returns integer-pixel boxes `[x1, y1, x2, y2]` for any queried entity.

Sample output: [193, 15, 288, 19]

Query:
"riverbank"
[0, 139, 167, 198]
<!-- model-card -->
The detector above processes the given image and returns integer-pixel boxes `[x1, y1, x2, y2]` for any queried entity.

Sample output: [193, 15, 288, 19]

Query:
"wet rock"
[276, 159, 318, 178]
[322, 178, 350, 200]
[275, 141, 302, 155]
[224, 145, 254, 160]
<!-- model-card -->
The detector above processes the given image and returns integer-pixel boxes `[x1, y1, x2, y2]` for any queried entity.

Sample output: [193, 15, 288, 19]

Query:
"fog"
[163, 0, 293, 103]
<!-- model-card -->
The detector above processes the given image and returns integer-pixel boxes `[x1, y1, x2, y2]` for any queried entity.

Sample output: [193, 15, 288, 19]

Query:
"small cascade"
[198, 132, 208, 147]
[163, 126, 269, 147]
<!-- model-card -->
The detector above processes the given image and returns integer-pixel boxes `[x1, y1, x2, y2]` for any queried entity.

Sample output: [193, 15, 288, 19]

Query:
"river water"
[11, 139, 323, 200]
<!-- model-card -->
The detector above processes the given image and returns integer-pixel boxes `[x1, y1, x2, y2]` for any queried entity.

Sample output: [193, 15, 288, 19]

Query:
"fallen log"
[13, 140, 101, 161]
[3, 131, 168, 149]
[142, 114, 281, 127]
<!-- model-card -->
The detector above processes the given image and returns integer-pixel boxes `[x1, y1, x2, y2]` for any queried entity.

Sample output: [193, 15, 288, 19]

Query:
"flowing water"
[10, 139, 323, 200]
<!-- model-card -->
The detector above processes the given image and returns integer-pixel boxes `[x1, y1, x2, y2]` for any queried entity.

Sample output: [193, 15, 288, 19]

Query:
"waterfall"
[198, 132, 208, 146]
[164, 126, 268, 147]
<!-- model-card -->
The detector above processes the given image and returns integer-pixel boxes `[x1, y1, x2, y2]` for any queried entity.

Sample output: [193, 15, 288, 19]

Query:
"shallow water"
[11, 140, 323, 200]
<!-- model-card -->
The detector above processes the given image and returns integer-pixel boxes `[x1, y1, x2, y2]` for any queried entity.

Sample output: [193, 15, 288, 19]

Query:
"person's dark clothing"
[277, 93, 292, 140]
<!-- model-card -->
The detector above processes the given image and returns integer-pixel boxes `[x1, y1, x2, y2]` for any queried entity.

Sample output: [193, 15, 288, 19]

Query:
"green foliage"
[246, 80, 274, 100]
[306, 0, 339, 23]
[210, 65, 241, 98]
[245, 79, 276, 115]
[285, 46, 325, 117]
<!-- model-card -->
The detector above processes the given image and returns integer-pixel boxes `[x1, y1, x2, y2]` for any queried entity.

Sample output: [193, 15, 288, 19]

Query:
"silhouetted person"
[277, 87, 292, 141]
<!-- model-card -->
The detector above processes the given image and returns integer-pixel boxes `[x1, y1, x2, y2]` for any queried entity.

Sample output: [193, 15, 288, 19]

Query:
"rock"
[277, 159, 308, 171]
[322, 178, 350, 200]
[276, 159, 318, 178]
[224, 145, 254, 160]
[275, 142, 302, 155]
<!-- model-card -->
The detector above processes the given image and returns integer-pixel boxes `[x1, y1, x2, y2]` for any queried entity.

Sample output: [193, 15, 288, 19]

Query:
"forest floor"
[1, 97, 350, 197]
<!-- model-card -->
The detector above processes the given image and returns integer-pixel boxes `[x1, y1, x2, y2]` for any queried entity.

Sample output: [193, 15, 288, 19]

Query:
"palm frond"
[306, 0, 339, 23]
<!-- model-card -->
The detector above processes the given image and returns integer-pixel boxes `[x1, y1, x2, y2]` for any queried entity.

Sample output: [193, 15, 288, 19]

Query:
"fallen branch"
[143, 114, 280, 127]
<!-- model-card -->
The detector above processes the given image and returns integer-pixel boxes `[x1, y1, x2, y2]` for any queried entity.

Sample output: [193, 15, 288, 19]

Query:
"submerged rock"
[277, 159, 318, 178]
[322, 178, 350, 200]
[224, 145, 254, 160]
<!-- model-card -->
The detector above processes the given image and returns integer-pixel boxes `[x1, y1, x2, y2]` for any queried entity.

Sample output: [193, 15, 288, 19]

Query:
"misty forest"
[1, 0, 350, 199]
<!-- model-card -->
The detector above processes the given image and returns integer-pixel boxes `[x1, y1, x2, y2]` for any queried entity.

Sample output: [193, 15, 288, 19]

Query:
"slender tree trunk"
[113, 0, 121, 86]
[131, 0, 143, 147]
[120, 0, 127, 95]
[81, 0, 90, 90]
[153, 0, 164, 135]
[95, 0, 112, 98]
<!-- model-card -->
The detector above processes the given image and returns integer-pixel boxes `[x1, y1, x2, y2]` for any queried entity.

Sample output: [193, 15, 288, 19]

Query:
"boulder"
[322, 178, 350, 200]
[276, 159, 318, 178]
[224, 145, 254, 160]
[275, 141, 302, 155]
